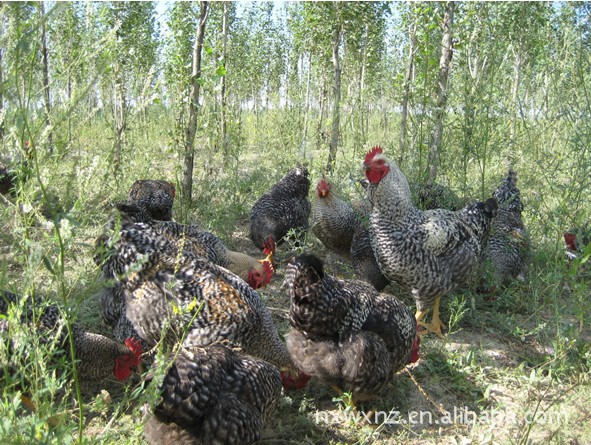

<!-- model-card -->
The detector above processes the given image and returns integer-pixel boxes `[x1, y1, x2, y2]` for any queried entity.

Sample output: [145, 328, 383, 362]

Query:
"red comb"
[364, 145, 383, 165]
[125, 337, 143, 357]
[169, 182, 176, 198]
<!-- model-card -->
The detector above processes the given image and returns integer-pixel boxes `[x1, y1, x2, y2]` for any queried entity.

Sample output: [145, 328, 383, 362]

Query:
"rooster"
[481, 170, 529, 288]
[99, 208, 304, 387]
[249, 166, 311, 250]
[363, 146, 498, 337]
[128, 179, 176, 221]
[1, 291, 141, 411]
[284, 254, 419, 402]
[142, 344, 282, 445]
[310, 178, 359, 260]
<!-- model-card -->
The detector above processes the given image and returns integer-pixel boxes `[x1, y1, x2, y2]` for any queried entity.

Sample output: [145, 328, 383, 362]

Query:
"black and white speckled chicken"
[481, 169, 529, 288]
[249, 166, 311, 250]
[349, 179, 390, 291]
[0, 290, 141, 403]
[128, 179, 176, 221]
[284, 254, 419, 402]
[96, 204, 275, 361]
[99, 208, 302, 386]
[111, 204, 275, 289]
[310, 178, 359, 260]
[143, 344, 281, 445]
[350, 223, 390, 291]
[363, 146, 498, 337]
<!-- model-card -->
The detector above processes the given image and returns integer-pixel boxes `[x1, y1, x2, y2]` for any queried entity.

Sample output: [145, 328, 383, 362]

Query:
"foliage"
[0, 2, 590, 444]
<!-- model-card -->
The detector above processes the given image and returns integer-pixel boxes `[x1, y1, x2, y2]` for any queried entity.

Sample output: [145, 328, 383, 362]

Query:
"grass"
[0, 108, 590, 445]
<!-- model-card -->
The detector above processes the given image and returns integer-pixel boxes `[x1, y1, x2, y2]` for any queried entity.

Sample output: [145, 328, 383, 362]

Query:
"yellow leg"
[417, 296, 446, 339]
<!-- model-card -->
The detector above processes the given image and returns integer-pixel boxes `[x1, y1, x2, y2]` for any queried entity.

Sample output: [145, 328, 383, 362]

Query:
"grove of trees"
[2, 2, 589, 216]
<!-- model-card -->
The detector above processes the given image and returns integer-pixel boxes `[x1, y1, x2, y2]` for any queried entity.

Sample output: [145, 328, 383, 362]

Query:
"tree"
[100, 1, 158, 174]
[39, 1, 53, 152]
[182, 1, 209, 205]
[427, 1, 454, 183]
[0, 2, 4, 141]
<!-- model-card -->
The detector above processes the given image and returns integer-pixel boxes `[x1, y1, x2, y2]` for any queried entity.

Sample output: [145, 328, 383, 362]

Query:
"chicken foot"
[415, 296, 446, 338]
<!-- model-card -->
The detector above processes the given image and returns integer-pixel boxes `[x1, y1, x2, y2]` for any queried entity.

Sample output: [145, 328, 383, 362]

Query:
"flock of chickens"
[0, 145, 545, 444]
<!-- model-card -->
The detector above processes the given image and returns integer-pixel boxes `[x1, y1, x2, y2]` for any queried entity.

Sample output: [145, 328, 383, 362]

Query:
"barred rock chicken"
[99, 208, 302, 386]
[128, 179, 176, 221]
[350, 223, 390, 292]
[249, 166, 311, 250]
[310, 178, 358, 260]
[97, 203, 275, 357]
[143, 344, 281, 445]
[110, 203, 275, 289]
[363, 146, 498, 337]
[285, 254, 419, 402]
[481, 169, 529, 287]
[349, 179, 390, 291]
[0, 290, 141, 396]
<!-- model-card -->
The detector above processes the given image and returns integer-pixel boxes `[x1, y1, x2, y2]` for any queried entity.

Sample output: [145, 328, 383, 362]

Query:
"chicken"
[105, 203, 275, 289]
[349, 180, 391, 290]
[249, 166, 311, 250]
[350, 223, 390, 291]
[128, 179, 176, 221]
[0, 290, 141, 411]
[363, 146, 498, 337]
[481, 169, 529, 288]
[310, 178, 358, 260]
[143, 344, 281, 445]
[99, 208, 302, 385]
[284, 254, 419, 402]
[97, 203, 275, 359]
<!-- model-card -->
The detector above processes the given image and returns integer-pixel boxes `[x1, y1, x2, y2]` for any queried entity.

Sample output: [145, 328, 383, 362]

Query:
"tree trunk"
[300, 52, 312, 158]
[113, 67, 126, 174]
[326, 23, 342, 174]
[427, 1, 454, 183]
[0, 9, 4, 141]
[182, 1, 209, 206]
[40, 2, 53, 152]
[220, 1, 229, 155]
[316, 71, 327, 145]
[358, 24, 368, 145]
[509, 46, 522, 151]
[399, 19, 418, 157]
